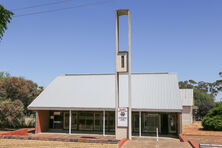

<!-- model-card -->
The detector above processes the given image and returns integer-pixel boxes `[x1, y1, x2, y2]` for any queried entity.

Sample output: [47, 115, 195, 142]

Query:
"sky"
[0, 0, 222, 100]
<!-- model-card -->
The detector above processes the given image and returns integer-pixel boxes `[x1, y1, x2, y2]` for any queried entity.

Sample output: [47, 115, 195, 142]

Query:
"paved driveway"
[122, 137, 191, 148]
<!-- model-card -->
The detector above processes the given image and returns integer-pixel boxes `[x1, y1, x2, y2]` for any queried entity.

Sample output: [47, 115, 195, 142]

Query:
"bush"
[202, 104, 222, 131]
[0, 99, 24, 128]
[22, 115, 35, 127]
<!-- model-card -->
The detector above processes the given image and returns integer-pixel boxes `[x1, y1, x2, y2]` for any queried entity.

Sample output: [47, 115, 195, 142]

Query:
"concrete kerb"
[179, 134, 188, 142]
[188, 140, 199, 148]
[118, 138, 128, 148]
[179, 133, 199, 148]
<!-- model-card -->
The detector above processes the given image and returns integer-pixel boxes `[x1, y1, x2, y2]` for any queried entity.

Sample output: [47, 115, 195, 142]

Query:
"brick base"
[36, 110, 49, 133]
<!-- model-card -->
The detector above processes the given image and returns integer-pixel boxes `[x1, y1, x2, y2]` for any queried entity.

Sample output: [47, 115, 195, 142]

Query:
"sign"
[118, 108, 128, 127]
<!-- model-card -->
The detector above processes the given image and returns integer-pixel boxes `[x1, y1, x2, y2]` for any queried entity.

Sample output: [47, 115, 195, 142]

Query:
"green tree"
[202, 104, 222, 131]
[0, 77, 42, 114]
[194, 89, 214, 119]
[0, 4, 13, 40]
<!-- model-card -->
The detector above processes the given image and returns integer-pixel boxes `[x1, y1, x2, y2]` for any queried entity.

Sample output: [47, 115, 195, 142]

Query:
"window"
[121, 56, 124, 68]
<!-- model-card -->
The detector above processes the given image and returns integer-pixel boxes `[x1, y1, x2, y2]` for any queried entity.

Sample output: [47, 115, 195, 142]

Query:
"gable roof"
[28, 73, 182, 112]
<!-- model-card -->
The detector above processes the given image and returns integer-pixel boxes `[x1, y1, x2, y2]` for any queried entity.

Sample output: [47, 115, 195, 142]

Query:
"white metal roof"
[180, 89, 193, 106]
[28, 73, 182, 111]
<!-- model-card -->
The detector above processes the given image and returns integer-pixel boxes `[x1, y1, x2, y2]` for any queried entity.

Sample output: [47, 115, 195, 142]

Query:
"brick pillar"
[178, 112, 182, 135]
[36, 110, 49, 133]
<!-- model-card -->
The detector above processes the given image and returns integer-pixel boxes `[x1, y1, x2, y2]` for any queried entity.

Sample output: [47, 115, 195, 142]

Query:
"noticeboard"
[118, 107, 128, 127]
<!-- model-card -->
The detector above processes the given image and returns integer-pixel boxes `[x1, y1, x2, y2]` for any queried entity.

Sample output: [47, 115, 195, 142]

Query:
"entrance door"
[168, 114, 177, 133]
[161, 114, 168, 134]
[53, 112, 63, 129]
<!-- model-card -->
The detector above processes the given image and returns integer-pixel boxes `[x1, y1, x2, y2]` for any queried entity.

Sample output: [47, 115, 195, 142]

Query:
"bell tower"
[115, 9, 132, 140]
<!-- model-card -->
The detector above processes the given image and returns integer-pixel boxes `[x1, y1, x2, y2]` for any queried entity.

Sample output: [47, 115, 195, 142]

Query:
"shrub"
[202, 104, 222, 131]
[0, 99, 24, 128]
[22, 115, 35, 127]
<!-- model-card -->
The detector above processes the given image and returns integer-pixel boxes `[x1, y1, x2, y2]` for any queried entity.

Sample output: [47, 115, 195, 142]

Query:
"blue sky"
[0, 0, 221, 100]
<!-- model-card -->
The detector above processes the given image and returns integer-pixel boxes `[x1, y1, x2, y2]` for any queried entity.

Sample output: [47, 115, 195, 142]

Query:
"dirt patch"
[0, 139, 117, 148]
[183, 122, 222, 145]
[183, 121, 222, 136]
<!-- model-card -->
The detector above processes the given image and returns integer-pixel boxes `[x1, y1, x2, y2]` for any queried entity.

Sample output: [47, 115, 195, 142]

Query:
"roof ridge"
[64, 72, 175, 76]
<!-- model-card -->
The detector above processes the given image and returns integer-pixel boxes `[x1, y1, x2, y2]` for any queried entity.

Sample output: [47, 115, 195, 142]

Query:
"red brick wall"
[36, 110, 49, 133]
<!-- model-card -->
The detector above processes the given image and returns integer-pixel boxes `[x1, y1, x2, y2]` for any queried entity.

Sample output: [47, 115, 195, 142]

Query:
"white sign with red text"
[118, 108, 128, 127]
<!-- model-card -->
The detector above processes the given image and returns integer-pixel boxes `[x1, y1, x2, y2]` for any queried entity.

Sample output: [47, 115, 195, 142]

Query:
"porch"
[36, 110, 181, 137]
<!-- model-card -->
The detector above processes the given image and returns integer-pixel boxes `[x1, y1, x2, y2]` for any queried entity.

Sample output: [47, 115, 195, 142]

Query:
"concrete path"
[122, 137, 191, 148]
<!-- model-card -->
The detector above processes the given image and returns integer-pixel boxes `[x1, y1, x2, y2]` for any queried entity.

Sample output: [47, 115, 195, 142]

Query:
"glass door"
[53, 112, 63, 129]
[168, 114, 177, 133]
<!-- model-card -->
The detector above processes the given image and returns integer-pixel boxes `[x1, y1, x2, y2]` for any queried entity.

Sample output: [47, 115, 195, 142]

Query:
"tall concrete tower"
[115, 9, 132, 140]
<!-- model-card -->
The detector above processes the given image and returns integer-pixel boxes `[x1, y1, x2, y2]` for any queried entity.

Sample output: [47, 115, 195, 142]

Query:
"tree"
[0, 4, 13, 40]
[0, 77, 42, 114]
[202, 104, 222, 131]
[194, 89, 214, 119]
[0, 72, 10, 80]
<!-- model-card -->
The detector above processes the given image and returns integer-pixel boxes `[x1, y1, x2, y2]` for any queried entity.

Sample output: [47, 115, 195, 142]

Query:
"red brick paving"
[0, 128, 35, 136]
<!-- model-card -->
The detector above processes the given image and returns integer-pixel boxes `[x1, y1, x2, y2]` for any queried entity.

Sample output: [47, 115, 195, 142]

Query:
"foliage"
[194, 89, 215, 119]
[215, 102, 222, 108]
[179, 79, 222, 97]
[202, 105, 222, 131]
[0, 4, 13, 40]
[179, 72, 222, 120]
[0, 72, 10, 80]
[0, 77, 42, 113]
[21, 115, 35, 127]
[0, 99, 24, 128]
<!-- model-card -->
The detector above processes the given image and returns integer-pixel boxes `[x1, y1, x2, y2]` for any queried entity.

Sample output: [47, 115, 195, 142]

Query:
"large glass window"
[105, 112, 115, 132]
[94, 112, 102, 131]
[142, 113, 160, 133]
[62, 111, 114, 132]
[132, 112, 139, 133]
[79, 112, 94, 130]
